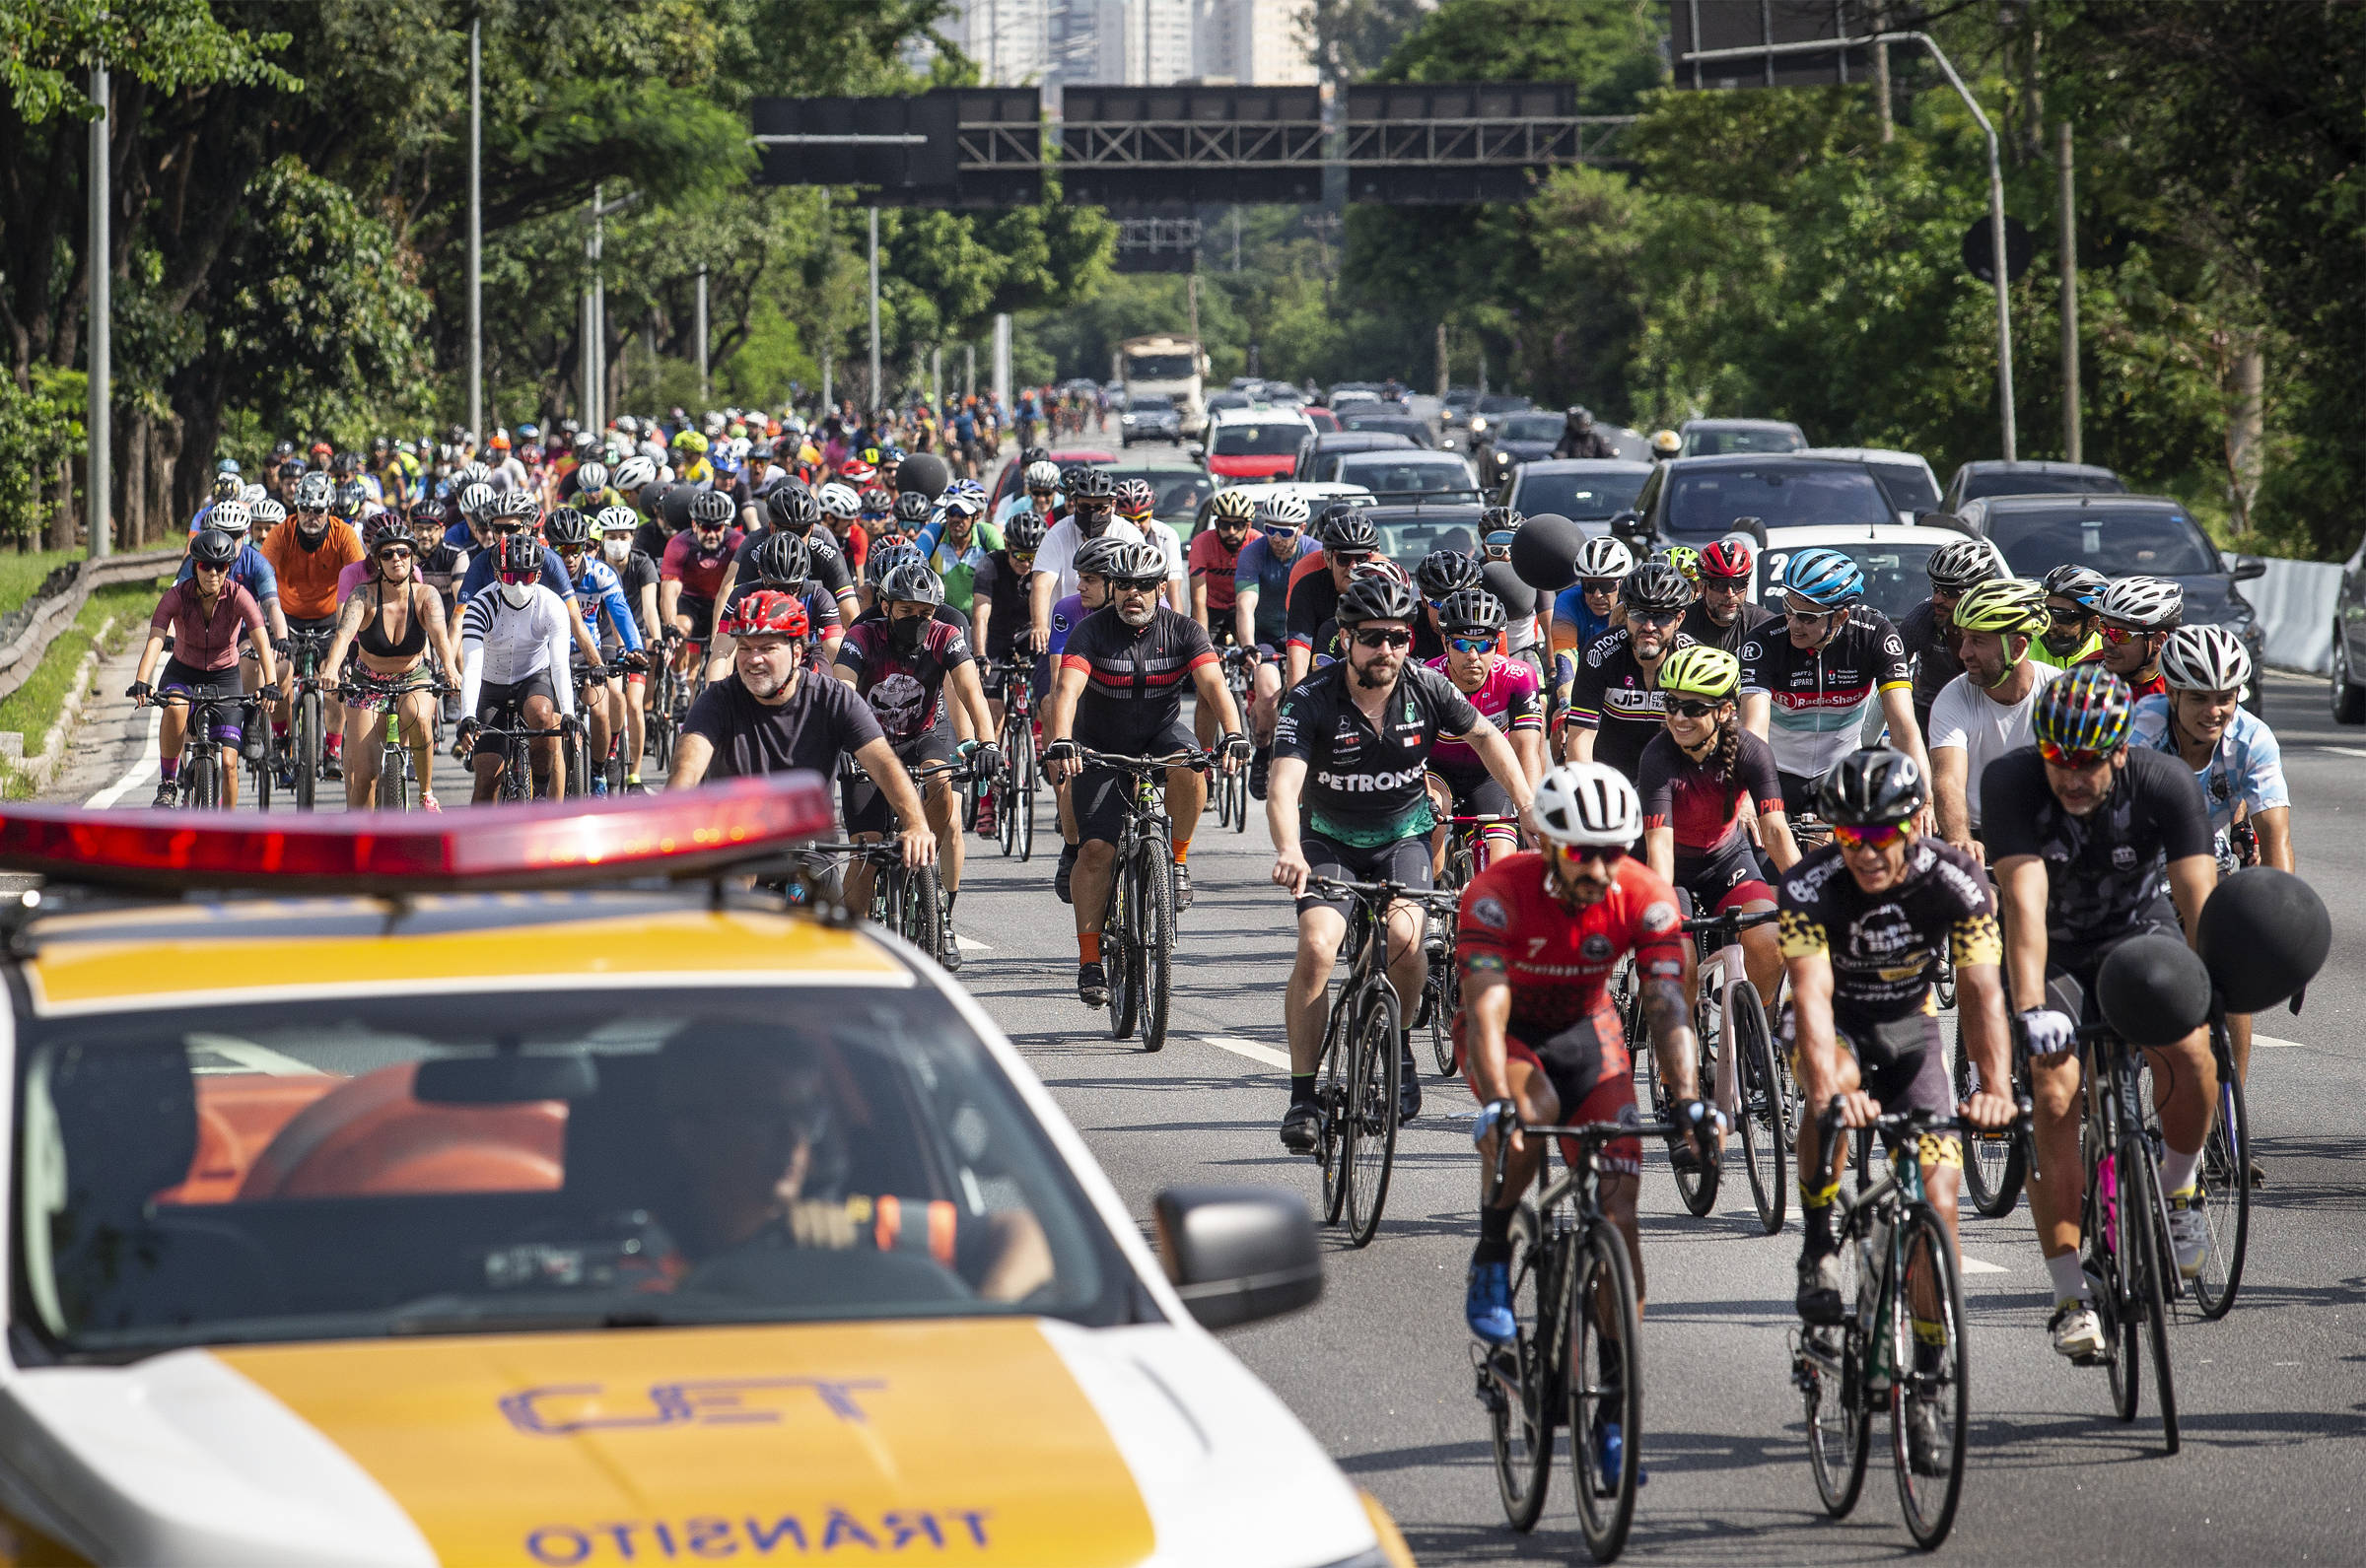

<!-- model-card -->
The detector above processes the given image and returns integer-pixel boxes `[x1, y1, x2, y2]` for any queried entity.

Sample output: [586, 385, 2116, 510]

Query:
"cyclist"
[1271, 574, 1535, 1139]
[659, 489, 744, 680]
[1460, 763, 1723, 1490]
[1638, 645, 1796, 1011]
[592, 507, 662, 788]
[1044, 537, 1124, 903]
[1188, 488, 1256, 650]
[1424, 586, 1543, 871]
[1117, 476, 1190, 613]
[1283, 507, 1396, 687]
[1232, 492, 1320, 795]
[173, 501, 290, 710]
[831, 562, 996, 967]
[455, 533, 580, 801]
[1898, 539, 2002, 736]
[1983, 664, 2218, 1353]
[1679, 537, 1774, 657]
[2132, 625, 2289, 1139]
[996, 455, 1062, 531]
[2092, 575, 2181, 698]
[1927, 579, 2057, 863]
[1780, 746, 2016, 1473]
[966, 510, 1043, 838]
[717, 481, 860, 634]
[917, 489, 1000, 616]
[2033, 564, 2107, 671]
[1550, 535, 1635, 661]
[1031, 469, 1142, 644]
[1041, 539, 1247, 1002]
[129, 529, 277, 808]
[1416, 549, 1488, 648]
[817, 481, 869, 566]
[1476, 509, 1546, 678]
[320, 517, 459, 811]
[1566, 560, 1695, 782]
[546, 507, 647, 795]
[259, 472, 367, 780]
[408, 498, 469, 618]
[1739, 545, 1926, 819]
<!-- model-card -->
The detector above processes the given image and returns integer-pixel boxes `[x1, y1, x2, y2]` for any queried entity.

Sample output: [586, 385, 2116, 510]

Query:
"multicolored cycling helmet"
[1656, 545, 1703, 585]
[1117, 478, 1156, 522]
[2032, 662, 2134, 758]
[1779, 547, 1864, 609]
[1654, 645, 1742, 701]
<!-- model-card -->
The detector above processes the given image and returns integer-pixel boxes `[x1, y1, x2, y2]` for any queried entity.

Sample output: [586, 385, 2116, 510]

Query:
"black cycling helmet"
[1816, 745, 1927, 827]
[751, 530, 811, 587]
[879, 561, 945, 607]
[766, 481, 820, 533]
[542, 507, 592, 549]
[1071, 468, 1117, 502]
[188, 528, 239, 569]
[688, 488, 735, 527]
[1073, 535, 1129, 579]
[1620, 560, 1693, 614]
[893, 490, 933, 525]
[1479, 505, 1523, 534]
[1324, 508, 1381, 554]
[1102, 540, 1169, 585]
[1436, 586, 1507, 635]
[494, 532, 543, 579]
[1337, 574, 1421, 626]
[1020, 445, 1051, 467]
[1417, 550, 1485, 597]
[1312, 499, 1363, 546]
[1004, 511, 1047, 552]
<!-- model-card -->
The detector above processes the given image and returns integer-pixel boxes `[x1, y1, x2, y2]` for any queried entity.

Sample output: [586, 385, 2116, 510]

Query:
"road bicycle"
[2073, 1019, 2183, 1453]
[561, 659, 633, 797]
[151, 689, 254, 811]
[1789, 1102, 2023, 1549]
[1078, 748, 1201, 1052]
[466, 701, 571, 803]
[2187, 1006, 2250, 1319]
[1955, 1014, 2030, 1219]
[280, 627, 339, 811]
[1418, 813, 1515, 1076]
[1480, 1113, 1672, 1563]
[1304, 875, 1458, 1248]
[1677, 903, 1788, 1234]
[804, 830, 951, 966]
[1216, 647, 1257, 833]
[991, 661, 1038, 861]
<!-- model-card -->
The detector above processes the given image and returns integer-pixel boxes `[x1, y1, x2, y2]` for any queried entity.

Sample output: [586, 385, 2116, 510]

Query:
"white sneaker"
[2167, 1185, 2207, 1279]
[2049, 1299, 2105, 1359]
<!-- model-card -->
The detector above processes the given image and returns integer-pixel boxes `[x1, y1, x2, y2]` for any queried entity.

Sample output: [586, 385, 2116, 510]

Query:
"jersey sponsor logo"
[1581, 932, 1614, 961]
[1768, 684, 1876, 709]
[1317, 763, 1428, 792]
[1883, 633, 1905, 656]
[1640, 899, 1678, 934]
[1471, 895, 1509, 929]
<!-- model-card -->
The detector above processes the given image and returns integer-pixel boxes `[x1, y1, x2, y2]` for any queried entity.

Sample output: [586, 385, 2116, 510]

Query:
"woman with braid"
[1637, 645, 1798, 1014]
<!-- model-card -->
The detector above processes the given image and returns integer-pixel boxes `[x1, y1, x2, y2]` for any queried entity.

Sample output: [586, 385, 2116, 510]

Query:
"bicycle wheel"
[1316, 1005, 1351, 1225]
[1955, 1031, 2026, 1218]
[1567, 1223, 1644, 1563]
[2192, 1069, 2250, 1320]
[902, 863, 945, 965]
[563, 726, 590, 799]
[1489, 1201, 1555, 1531]
[1892, 1207, 1969, 1548]
[1427, 958, 1460, 1077]
[1139, 834, 1174, 1053]
[1343, 982, 1401, 1248]
[186, 750, 220, 810]
[1671, 1013, 1720, 1218]
[1731, 981, 1785, 1236]
[1801, 1234, 1870, 1517]
[2124, 1141, 2181, 1454]
[1107, 865, 1140, 1042]
[1228, 761, 1248, 834]
[295, 691, 321, 811]
[376, 744, 408, 811]
[246, 742, 273, 814]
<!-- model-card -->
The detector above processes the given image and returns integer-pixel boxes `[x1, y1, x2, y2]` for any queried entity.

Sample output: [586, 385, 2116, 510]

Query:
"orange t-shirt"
[260, 518, 367, 620]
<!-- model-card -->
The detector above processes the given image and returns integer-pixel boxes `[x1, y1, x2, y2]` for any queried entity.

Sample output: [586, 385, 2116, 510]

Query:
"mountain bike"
[1304, 875, 1458, 1248]
[1481, 1113, 1672, 1562]
[152, 689, 251, 811]
[1079, 748, 1201, 1052]
[340, 670, 452, 811]
[281, 627, 338, 811]
[1674, 904, 1788, 1233]
[2074, 1020, 2182, 1453]
[805, 831, 950, 965]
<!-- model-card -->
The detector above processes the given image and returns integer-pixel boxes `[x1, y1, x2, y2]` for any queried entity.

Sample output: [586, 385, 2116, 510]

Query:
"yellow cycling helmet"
[1650, 429, 1682, 457]
[1952, 578, 2048, 635]
[672, 430, 710, 454]
[1658, 544, 1703, 585]
[1655, 644, 1742, 701]
[1210, 488, 1258, 522]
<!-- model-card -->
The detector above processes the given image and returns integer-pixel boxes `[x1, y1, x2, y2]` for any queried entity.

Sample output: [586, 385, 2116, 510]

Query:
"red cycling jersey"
[1456, 852, 1687, 1039]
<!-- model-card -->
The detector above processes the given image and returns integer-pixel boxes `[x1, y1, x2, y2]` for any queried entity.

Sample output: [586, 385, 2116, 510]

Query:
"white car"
[1742, 520, 2011, 625]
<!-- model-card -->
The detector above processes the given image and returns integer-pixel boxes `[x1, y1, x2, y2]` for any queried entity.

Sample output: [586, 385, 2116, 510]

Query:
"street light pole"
[868, 205, 882, 417]
[696, 266, 709, 402]
[88, 57, 109, 556]
[468, 14, 482, 443]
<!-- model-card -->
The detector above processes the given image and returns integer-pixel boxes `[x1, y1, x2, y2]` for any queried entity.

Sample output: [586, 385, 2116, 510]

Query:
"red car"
[1203, 415, 1313, 484]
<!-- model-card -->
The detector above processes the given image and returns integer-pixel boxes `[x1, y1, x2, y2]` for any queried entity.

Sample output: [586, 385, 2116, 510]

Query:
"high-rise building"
[948, 0, 1054, 86]
[947, 0, 1310, 90]
[1193, 0, 1317, 86]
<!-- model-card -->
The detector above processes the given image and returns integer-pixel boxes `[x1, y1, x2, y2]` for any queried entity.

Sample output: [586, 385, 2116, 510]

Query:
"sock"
[1172, 839, 1190, 863]
[2046, 1251, 2092, 1305]
[1474, 1202, 1514, 1265]
[324, 732, 341, 756]
[159, 756, 178, 781]
[1799, 1174, 1840, 1255]
[1289, 1072, 1317, 1108]
[1079, 932, 1101, 964]
[627, 772, 642, 784]
[2159, 1145, 2201, 1196]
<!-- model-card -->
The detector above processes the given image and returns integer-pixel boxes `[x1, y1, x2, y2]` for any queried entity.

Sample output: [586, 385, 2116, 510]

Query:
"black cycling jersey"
[1309, 615, 1445, 669]
[832, 617, 973, 742]
[1058, 603, 1216, 751]
[1273, 659, 1481, 846]
[1679, 597, 1775, 657]
[1740, 606, 1913, 783]
[1898, 597, 1963, 730]
[632, 517, 676, 566]
[1568, 626, 1697, 782]
[1981, 745, 2213, 951]
[968, 550, 1030, 660]
[1285, 563, 1342, 652]
[1777, 837, 2001, 1029]
[733, 526, 855, 601]
[609, 549, 658, 625]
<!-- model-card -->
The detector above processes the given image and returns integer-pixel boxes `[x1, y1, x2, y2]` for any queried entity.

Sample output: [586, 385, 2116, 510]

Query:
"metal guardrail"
[0, 547, 178, 707]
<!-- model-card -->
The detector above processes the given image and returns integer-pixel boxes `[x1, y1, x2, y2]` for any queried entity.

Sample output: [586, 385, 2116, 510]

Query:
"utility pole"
[696, 265, 710, 402]
[2057, 119, 2081, 464]
[931, 346, 941, 413]
[868, 205, 882, 417]
[87, 56, 109, 556]
[1434, 321, 1448, 398]
[992, 313, 1010, 414]
[468, 14, 483, 442]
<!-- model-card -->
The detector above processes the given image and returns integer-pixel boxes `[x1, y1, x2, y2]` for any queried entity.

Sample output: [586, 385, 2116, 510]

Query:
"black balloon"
[2095, 933, 2213, 1047]
[657, 481, 697, 530]
[1508, 512, 1587, 592]
[2197, 865, 2331, 1014]
[895, 452, 952, 501]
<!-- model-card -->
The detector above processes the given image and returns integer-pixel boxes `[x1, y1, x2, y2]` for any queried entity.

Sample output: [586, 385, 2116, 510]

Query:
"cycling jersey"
[1567, 626, 1698, 782]
[1550, 587, 1613, 655]
[1426, 653, 1541, 772]
[1897, 597, 1963, 730]
[1273, 659, 1479, 846]
[607, 549, 659, 630]
[680, 667, 884, 781]
[1457, 852, 1686, 1039]
[457, 543, 574, 604]
[1776, 837, 1999, 1029]
[1740, 608, 1913, 782]
[1678, 597, 1775, 658]
[967, 551, 1030, 660]
[2129, 694, 2287, 852]
[567, 557, 644, 651]
[833, 617, 973, 742]
[724, 528, 855, 605]
[1925, 665, 2058, 831]
[1046, 592, 1087, 660]
[915, 519, 1002, 614]
[1637, 727, 1783, 855]
[1189, 526, 1253, 616]
[1059, 604, 1216, 751]
[661, 528, 744, 600]
[1033, 517, 1147, 600]
[1980, 746, 2212, 950]
[258, 518, 366, 621]
[1234, 532, 1319, 647]
[457, 583, 576, 718]
[148, 581, 264, 673]
[416, 540, 468, 597]
[1284, 552, 1341, 652]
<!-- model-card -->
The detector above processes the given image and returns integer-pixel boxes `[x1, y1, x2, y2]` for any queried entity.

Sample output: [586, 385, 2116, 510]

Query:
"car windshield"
[1759, 540, 1946, 625]
[1478, 396, 1532, 414]
[1498, 415, 1566, 443]
[1374, 516, 1482, 564]
[19, 986, 1121, 1359]
[1983, 505, 2220, 578]
[1336, 454, 1474, 495]
[1869, 460, 1942, 515]
[1664, 464, 1892, 538]
[1111, 467, 1214, 520]
[1125, 353, 1195, 380]
[1510, 469, 1647, 521]
[1687, 425, 1806, 456]
[1960, 468, 2126, 503]
[1212, 423, 1307, 457]
[1126, 393, 1173, 412]
[1340, 415, 1426, 441]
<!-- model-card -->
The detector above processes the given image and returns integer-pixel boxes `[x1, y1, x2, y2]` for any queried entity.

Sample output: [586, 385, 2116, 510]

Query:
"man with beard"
[1267, 573, 1535, 1142]
[1041, 540, 1248, 1008]
[1566, 561, 1696, 784]
[1927, 579, 2057, 863]
[261, 470, 368, 778]
[1680, 536, 1776, 656]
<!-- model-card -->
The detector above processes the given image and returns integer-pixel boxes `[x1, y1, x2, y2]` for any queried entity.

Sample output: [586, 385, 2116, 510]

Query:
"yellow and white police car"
[0, 780, 1408, 1567]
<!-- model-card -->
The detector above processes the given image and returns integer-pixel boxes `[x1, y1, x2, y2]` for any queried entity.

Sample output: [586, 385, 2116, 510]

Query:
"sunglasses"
[1352, 628, 1413, 649]
[1550, 842, 1627, 866]
[2038, 737, 2115, 768]
[1784, 603, 1837, 623]
[1665, 698, 1724, 718]
[1703, 577, 1749, 592]
[1008, 552, 1036, 569]
[2096, 622, 2143, 645]
[497, 571, 539, 585]
[1832, 822, 1908, 851]
[1113, 578, 1164, 593]
[1632, 609, 1684, 628]
[1580, 580, 1619, 595]
[376, 546, 414, 561]
[1331, 552, 1371, 570]
[1447, 635, 1495, 653]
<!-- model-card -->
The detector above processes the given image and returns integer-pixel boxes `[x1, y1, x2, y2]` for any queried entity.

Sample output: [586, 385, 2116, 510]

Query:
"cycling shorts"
[159, 657, 243, 702]
[1295, 829, 1432, 919]
[1784, 1008, 1959, 1160]
[1072, 718, 1198, 845]
[843, 721, 955, 836]
[1673, 837, 1774, 916]
[342, 665, 436, 716]
[2043, 893, 2183, 1026]
[1776, 768, 1823, 819]
[675, 592, 716, 644]
[1459, 996, 1641, 1176]
[1427, 757, 1515, 823]
[475, 674, 559, 727]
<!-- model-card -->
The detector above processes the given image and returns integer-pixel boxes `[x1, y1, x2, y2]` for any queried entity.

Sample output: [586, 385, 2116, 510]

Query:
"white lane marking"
[1203, 1034, 1292, 1069]
[954, 934, 993, 952]
[1959, 1256, 2009, 1275]
[186, 1035, 326, 1076]
[85, 706, 162, 808]
[2253, 1035, 2299, 1050]
[2304, 744, 2366, 760]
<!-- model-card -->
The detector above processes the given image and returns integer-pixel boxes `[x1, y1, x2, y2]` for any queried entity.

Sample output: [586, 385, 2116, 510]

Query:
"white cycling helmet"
[1023, 459, 1063, 491]
[1260, 492, 1312, 527]
[1573, 535, 1635, 582]
[2097, 575, 2183, 629]
[2159, 624, 2252, 692]
[1530, 763, 1642, 848]
[611, 454, 657, 493]
[208, 500, 252, 536]
[816, 482, 862, 519]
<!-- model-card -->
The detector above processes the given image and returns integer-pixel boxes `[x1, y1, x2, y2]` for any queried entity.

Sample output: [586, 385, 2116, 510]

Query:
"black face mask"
[888, 615, 928, 651]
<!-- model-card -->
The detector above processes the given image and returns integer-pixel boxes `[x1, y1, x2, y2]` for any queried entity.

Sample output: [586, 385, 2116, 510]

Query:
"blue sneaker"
[1591, 1410, 1648, 1493]
[1465, 1260, 1516, 1346]
[591, 777, 608, 797]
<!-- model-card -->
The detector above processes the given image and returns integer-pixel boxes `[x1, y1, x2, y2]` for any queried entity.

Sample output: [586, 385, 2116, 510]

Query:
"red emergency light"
[0, 775, 836, 895]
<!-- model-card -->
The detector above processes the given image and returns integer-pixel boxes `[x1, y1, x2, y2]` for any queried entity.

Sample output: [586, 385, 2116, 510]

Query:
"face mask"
[499, 580, 535, 610]
[888, 615, 927, 652]
[602, 537, 631, 564]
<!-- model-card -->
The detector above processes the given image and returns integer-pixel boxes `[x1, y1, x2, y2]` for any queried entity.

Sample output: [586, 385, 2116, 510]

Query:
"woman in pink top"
[1423, 586, 1544, 873]
[130, 529, 276, 809]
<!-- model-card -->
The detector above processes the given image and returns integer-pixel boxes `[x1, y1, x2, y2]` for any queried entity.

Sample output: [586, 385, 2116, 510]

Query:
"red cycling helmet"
[1700, 539, 1754, 580]
[720, 589, 810, 641]
[495, 533, 543, 584]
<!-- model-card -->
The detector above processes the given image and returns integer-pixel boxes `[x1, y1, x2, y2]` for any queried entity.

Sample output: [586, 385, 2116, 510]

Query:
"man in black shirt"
[1681, 536, 1776, 656]
[1982, 663, 2217, 1360]
[1898, 538, 1999, 734]
[1283, 507, 1385, 685]
[713, 483, 860, 637]
[1567, 561, 1694, 783]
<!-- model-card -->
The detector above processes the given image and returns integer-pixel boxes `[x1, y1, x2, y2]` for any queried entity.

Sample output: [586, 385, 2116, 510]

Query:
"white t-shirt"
[1926, 661, 2059, 829]
[1035, 516, 1148, 601]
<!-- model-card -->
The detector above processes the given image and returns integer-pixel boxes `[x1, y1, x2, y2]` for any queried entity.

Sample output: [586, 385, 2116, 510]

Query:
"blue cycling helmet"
[1780, 547, 1865, 609]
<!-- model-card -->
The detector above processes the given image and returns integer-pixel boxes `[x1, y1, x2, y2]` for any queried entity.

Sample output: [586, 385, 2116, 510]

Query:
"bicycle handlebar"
[1073, 747, 1210, 773]
[1680, 906, 1782, 937]
[1301, 875, 1460, 907]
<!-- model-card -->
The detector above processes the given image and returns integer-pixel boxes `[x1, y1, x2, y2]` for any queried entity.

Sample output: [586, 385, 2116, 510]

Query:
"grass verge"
[0, 550, 83, 620]
[0, 579, 170, 800]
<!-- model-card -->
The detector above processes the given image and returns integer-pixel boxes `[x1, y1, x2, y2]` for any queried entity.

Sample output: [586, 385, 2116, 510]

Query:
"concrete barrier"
[2229, 553, 2341, 675]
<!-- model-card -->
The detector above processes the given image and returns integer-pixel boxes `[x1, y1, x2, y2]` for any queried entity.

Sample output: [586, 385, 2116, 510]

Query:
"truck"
[1114, 335, 1213, 437]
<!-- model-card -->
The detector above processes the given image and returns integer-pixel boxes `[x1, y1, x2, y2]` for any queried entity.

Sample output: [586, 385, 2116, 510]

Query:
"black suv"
[1615, 452, 1896, 545]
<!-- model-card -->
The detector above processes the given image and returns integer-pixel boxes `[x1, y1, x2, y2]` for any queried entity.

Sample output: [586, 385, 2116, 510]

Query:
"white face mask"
[601, 536, 631, 564]
[499, 580, 535, 610]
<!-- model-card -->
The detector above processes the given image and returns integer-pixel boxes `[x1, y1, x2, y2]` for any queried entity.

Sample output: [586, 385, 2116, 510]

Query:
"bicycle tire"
[1567, 1223, 1644, 1563]
[1108, 859, 1140, 1042]
[2192, 1069, 2250, 1320]
[563, 725, 590, 799]
[1013, 720, 1038, 860]
[1427, 961, 1459, 1077]
[1955, 1031, 2026, 1218]
[1671, 1012, 1720, 1218]
[295, 691, 321, 811]
[1228, 762, 1248, 834]
[2092, 1144, 2140, 1424]
[1316, 1004, 1351, 1225]
[1802, 1235, 1870, 1516]
[500, 735, 530, 803]
[1343, 982, 1401, 1248]
[1731, 981, 1785, 1236]
[904, 862, 945, 966]
[376, 744, 407, 812]
[1892, 1206, 1969, 1548]
[605, 733, 626, 795]
[2126, 1142, 2181, 1454]
[1490, 1201, 1555, 1531]
[186, 749, 219, 810]
[247, 739, 272, 815]
[1140, 833, 1174, 1053]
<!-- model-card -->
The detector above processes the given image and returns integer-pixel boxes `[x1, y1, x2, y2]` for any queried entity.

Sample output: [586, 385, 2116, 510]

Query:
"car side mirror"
[2232, 554, 2267, 582]
[1152, 1186, 1322, 1330]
